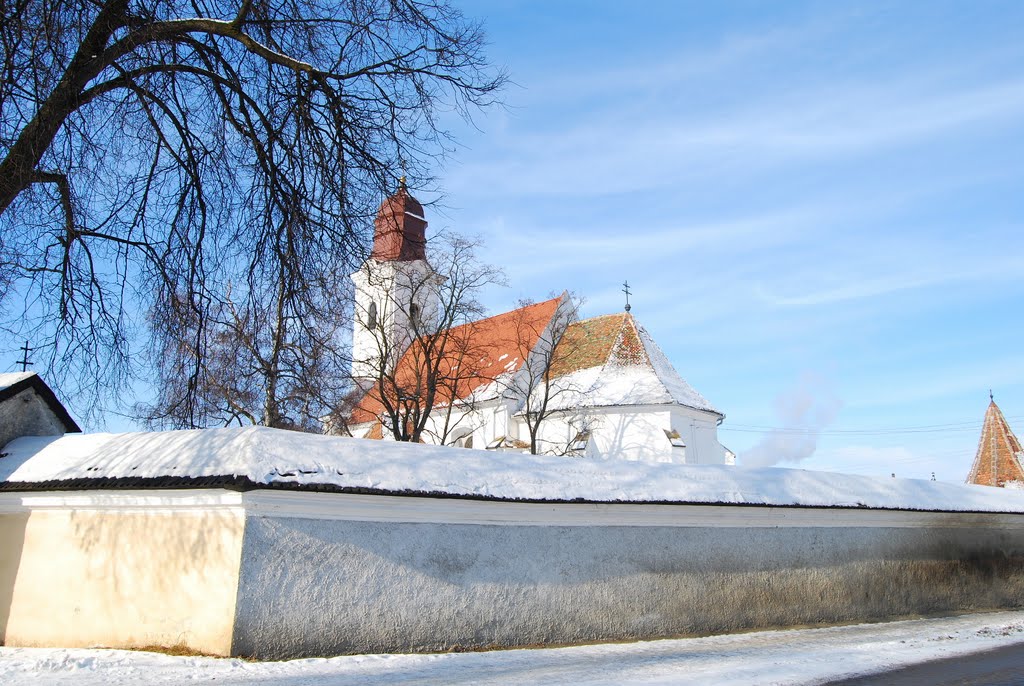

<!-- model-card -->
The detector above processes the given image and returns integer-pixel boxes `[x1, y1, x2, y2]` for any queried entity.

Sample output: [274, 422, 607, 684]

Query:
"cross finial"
[398, 175, 407, 190]
[990, 388, 994, 402]
[17, 340, 32, 372]
[622, 280, 632, 313]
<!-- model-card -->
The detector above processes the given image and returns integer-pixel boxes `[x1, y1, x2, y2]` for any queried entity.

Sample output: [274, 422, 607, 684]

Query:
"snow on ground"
[3, 611, 1024, 685]
[4, 425, 1024, 512]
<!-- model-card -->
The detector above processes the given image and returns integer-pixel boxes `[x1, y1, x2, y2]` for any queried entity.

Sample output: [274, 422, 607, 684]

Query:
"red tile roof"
[548, 312, 648, 377]
[352, 297, 563, 426]
[967, 400, 1024, 487]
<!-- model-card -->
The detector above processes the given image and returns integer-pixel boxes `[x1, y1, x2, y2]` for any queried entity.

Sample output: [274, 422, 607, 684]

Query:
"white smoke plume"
[740, 373, 843, 468]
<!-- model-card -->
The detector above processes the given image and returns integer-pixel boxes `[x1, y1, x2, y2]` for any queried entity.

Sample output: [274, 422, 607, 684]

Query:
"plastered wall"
[231, 504, 1024, 658]
[3, 490, 1024, 659]
[0, 504, 245, 655]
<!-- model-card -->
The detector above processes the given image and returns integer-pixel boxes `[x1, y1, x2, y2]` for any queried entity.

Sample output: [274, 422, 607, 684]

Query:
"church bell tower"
[351, 179, 440, 381]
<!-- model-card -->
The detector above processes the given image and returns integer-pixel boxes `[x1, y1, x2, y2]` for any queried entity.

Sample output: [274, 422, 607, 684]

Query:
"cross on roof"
[622, 280, 632, 313]
[17, 340, 32, 372]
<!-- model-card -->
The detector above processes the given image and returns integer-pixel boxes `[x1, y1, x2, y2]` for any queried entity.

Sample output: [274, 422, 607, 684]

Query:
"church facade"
[345, 184, 733, 465]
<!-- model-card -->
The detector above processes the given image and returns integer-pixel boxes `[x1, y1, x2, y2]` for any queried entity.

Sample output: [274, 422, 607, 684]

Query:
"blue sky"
[5, 1, 1020, 484]
[422, 0, 1024, 481]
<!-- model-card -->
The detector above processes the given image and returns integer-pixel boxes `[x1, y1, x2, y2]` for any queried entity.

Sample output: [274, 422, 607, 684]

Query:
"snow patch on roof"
[537, 316, 720, 414]
[0, 372, 36, 393]
[635, 323, 720, 414]
[3, 426, 1024, 512]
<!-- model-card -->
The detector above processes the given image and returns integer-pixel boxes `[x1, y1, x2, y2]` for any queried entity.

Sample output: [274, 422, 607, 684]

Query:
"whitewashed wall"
[412, 399, 730, 463]
[0, 491, 245, 655]
[4, 489, 1023, 658]
[231, 492, 1024, 657]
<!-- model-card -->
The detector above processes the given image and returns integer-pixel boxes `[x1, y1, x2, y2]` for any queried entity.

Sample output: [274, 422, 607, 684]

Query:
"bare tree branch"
[1, 0, 505, 425]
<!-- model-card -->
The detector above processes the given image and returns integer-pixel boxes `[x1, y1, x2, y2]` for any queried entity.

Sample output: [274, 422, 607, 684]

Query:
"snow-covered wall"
[4, 428, 1024, 657]
[1, 488, 1023, 658]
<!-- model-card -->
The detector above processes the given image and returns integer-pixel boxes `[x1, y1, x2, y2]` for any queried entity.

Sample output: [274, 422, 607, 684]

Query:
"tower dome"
[371, 179, 427, 261]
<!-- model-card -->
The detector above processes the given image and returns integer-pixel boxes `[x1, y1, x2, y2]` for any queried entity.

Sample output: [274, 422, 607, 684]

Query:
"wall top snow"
[3, 425, 1024, 513]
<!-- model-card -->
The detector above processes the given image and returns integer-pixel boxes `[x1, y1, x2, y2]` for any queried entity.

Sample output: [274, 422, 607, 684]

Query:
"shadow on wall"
[0, 511, 28, 644]
[61, 505, 243, 652]
[0, 496, 244, 654]
[596, 411, 669, 464]
[231, 506, 1024, 658]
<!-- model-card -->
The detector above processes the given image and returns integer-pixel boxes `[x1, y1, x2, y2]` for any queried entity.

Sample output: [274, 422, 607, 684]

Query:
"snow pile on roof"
[636, 323, 719, 413]
[3, 426, 1024, 512]
[541, 318, 719, 414]
[0, 372, 36, 392]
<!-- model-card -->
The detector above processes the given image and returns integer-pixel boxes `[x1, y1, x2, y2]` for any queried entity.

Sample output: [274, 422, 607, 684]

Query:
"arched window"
[409, 302, 421, 328]
[365, 301, 377, 329]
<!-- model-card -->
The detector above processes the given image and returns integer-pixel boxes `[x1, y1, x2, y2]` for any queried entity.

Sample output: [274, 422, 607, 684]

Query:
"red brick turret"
[371, 179, 427, 261]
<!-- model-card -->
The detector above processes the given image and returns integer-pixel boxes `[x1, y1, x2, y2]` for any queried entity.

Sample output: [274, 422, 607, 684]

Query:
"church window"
[365, 301, 377, 329]
[409, 302, 421, 328]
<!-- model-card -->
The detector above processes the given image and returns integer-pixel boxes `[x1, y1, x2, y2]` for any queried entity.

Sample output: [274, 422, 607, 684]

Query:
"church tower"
[966, 394, 1024, 488]
[351, 180, 441, 381]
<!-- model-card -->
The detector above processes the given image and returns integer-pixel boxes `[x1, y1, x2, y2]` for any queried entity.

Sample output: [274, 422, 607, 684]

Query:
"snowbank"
[3, 426, 1024, 512]
[3, 611, 1024, 686]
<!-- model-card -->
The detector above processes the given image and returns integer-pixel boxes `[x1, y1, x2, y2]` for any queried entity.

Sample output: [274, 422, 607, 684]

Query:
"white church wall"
[350, 259, 440, 380]
[590, 408, 676, 463]
[522, 405, 728, 464]
[668, 406, 728, 465]
[359, 399, 728, 465]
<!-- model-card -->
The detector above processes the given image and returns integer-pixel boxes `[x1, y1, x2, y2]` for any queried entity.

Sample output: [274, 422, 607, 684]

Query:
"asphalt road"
[826, 642, 1024, 686]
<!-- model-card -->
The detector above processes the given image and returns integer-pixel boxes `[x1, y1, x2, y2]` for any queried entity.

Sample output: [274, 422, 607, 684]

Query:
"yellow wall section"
[0, 508, 245, 655]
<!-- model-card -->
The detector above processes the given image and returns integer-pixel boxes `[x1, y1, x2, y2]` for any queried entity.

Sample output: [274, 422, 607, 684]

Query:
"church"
[343, 183, 734, 465]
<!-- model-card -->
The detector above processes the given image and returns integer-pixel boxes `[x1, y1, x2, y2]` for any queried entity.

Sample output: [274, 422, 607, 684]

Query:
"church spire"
[371, 180, 427, 262]
[966, 395, 1024, 487]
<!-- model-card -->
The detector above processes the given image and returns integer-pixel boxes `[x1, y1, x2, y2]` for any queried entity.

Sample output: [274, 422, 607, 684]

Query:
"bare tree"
[0, 0, 505, 423]
[140, 267, 350, 430]
[352, 234, 504, 442]
[498, 293, 584, 454]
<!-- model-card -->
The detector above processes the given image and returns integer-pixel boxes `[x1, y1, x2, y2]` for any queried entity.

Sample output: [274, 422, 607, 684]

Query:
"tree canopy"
[0, 0, 504, 425]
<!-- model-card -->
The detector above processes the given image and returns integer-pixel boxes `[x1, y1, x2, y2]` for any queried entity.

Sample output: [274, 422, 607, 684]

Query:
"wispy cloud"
[448, 51, 1024, 199]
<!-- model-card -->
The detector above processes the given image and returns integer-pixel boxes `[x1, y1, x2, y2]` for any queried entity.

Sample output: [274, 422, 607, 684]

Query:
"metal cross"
[622, 281, 632, 313]
[17, 340, 32, 372]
